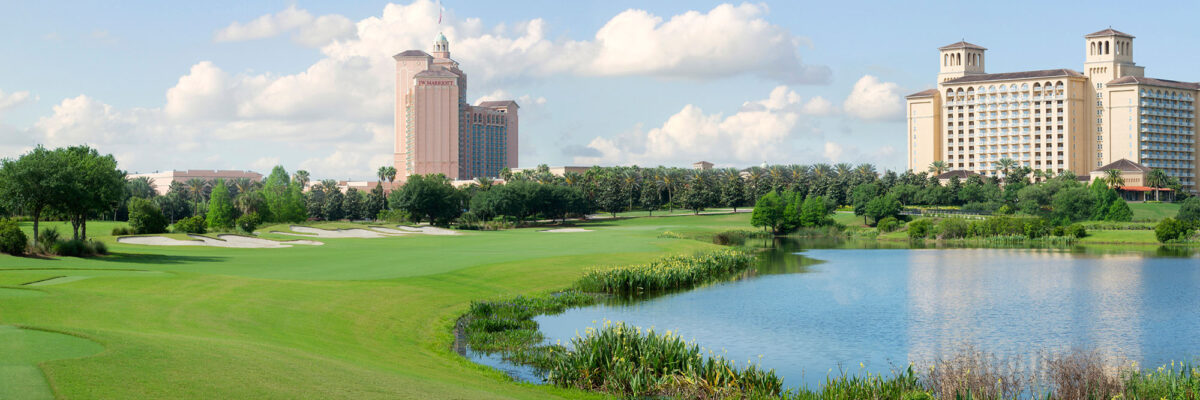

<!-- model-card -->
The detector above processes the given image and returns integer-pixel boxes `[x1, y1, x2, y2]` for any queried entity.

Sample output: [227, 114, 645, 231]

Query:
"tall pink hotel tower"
[393, 33, 519, 181]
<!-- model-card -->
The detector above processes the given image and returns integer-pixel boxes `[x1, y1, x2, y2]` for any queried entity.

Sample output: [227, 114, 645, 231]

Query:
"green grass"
[1129, 201, 1181, 222]
[0, 213, 750, 399]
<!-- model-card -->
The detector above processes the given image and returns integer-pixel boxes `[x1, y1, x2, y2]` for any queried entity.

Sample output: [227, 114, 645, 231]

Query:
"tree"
[639, 179, 661, 216]
[850, 183, 880, 224]
[928, 160, 949, 175]
[1155, 218, 1193, 243]
[293, 170, 311, 190]
[750, 190, 789, 235]
[995, 158, 1017, 178]
[863, 194, 903, 226]
[718, 169, 745, 212]
[798, 195, 832, 227]
[389, 174, 463, 225]
[262, 166, 305, 223]
[0, 146, 66, 244]
[1105, 199, 1133, 222]
[128, 197, 168, 234]
[1103, 169, 1125, 190]
[1177, 197, 1200, 225]
[206, 179, 235, 230]
[1147, 168, 1169, 201]
[1051, 186, 1095, 223]
[58, 146, 126, 240]
[126, 176, 157, 199]
[342, 188, 365, 220]
[184, 178, 209, 215]
[366, 184, 386, 220]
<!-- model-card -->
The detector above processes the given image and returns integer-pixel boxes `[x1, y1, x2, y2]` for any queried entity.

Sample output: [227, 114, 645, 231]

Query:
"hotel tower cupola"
[937, 40, 986, 82]
[433, 32, 450, 59]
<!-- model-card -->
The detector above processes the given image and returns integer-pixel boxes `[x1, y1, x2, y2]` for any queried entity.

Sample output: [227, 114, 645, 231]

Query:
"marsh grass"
[575, 249, 755, 294]
[548, 322, 783, 398]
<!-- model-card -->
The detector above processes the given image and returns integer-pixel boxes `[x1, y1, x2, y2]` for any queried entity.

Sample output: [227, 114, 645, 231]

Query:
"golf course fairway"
[0, 214, 748, 399]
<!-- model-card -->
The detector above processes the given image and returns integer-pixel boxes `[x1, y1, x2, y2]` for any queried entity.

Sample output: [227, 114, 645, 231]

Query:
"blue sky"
[2, 0, 1198, 180]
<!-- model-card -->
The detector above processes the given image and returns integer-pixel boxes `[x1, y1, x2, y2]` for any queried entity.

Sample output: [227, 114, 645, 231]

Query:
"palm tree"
[834, 163, 853, 179]
[1032, 169, 1047, 183]
[854, 163, 877, 181]
[294, 170, 311, 190]
[927, 160, 949, 175]
[621, 169, 641, 211]
[1103, 169, 1125, 190]
[385, 166, 397, 187]
[473, 176, 494, 190]
[995, 158, 1017, 178]
[563, 172, 583, 188]
[1147, 168, 1169, 201]
[184, 178, 209, 214]
[376, 166, 389, 184]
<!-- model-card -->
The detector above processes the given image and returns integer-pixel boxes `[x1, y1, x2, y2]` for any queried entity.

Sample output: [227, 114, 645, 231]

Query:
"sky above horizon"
[3, 0, 1200, 180]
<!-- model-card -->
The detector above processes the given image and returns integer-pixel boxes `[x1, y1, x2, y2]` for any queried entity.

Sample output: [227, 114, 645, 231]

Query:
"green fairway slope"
[0, 214, 748, 399]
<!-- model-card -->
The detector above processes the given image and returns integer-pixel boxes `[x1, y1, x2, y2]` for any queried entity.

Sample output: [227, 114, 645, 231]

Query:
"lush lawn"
[0, 213, 749, 399]
[1129, 202, 1181, 222]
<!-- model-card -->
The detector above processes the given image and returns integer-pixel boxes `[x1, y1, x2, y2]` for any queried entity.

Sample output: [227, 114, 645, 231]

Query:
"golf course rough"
[0, 214, 749, 399]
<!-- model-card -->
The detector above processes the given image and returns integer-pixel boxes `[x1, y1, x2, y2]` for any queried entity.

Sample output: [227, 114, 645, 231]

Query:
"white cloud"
[574, 86, 806, 166]
[0, 89, 34, 112]
[214, 5, 354, 47]
[13, 1, 833, 180]
[583, 4, 829, 83]
[823, 141, 843, 161]
[801, 96, 834, 116]
[842, 75, 903, 121]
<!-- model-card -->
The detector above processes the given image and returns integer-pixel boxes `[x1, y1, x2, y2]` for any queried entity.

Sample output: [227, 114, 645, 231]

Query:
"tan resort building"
[906, 28, 1199, 194]
[394, 33, 519, 182]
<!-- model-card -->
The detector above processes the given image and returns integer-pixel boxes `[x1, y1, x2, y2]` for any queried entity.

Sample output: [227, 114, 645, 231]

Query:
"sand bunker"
[540, 228, 593, 233]
[118, 234, 321, 248]
[394, 226, 460, 235]
[366, 227, 410, 234]
[284, 226, 396, 238]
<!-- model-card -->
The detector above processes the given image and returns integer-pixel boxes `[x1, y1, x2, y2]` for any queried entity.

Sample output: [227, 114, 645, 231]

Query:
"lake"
[529, 244, 1200, 389]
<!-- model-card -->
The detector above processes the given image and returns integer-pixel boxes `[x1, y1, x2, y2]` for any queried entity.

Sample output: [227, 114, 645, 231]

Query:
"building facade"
[906, 29, 1199, 193]
[393, 33, 518, 182]
[128, 170, 263, 195]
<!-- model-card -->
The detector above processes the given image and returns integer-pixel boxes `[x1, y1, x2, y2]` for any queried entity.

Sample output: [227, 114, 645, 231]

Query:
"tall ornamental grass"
[547, 322, 783, 398]
[575, 249, 755, 294]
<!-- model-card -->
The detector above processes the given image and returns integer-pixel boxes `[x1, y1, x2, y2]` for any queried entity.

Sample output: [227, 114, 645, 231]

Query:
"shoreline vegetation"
[459, 236, 1200, 399]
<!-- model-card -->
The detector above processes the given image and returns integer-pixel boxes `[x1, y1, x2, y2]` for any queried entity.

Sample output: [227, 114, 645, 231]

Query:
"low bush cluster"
[173, 216, 206, 234]
[53, 238, 108, 257]
[0, 218, 28, 256]
[876, 216, 901, 233]
[575, 250, 755, 295]
[236, 212, 262, 233]
[907, 216, 1086, 241]
[1155, 217, 1195, 243]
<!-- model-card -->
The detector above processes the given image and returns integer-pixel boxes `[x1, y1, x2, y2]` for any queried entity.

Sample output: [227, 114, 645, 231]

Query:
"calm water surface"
[529, 245, 1200, 389]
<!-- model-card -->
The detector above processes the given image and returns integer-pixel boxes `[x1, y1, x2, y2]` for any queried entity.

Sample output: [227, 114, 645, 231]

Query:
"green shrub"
[376, 209, 409, 223]
[1066, 224, 1087, 239]
[0, 218, 28, 256]
[934, 218, 969, 239]
[1155, 218, 1194, 243]
[236, 212, 262, 233]
[91, 240, 107, 255]
[110, 225, 134, 236]
[907, 219, 933, 239]
[53, 239, 104, 257]
[877, 216, 900, 233]
[173, 216, 207, 234]
[1105, 199, 1133, 222]
[1178, 197, 1200, 224]
[37, 227, 61, 253]
[128, 197, 168, 234]
[1024, 219, 1051, 239]
[1051, 225, 1066, 237]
